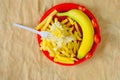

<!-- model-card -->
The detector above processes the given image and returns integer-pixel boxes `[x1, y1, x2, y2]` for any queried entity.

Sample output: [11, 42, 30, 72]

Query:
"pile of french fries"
[35, 10, 82, 64]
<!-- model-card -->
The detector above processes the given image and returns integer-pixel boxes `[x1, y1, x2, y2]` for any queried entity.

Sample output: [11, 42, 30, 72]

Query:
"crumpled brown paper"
[0, 0, 120, 80]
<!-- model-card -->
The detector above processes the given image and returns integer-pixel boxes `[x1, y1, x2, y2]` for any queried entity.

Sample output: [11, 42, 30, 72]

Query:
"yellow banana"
[57, 9, 94, 59]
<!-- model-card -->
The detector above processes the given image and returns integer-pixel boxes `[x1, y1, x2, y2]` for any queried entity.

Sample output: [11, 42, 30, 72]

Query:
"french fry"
[73, 40, 77, 54]
[74, 22, 82, 37]
[72, 33, 77, 41]
[48, 24, 51, 29]
[35, 10, 57, 30]
[67, 17, 74, 25]
[51, 27, 62, 38]
[62, 25, 69, 30]
[46, 25, 50, 31]
[61, 50, 69, 57]
[68, 48, 76, 57]
[41, 16, 52, 30]
[51, 41, 57, 47]
[62, 44, 70, 57]
[47, 47, 55, 57]
[66, 22, 71, 27]
[35, 18, 47, 30]
[54, 54, 74, 64]
[61, 19, 68, 24]
[62, 26, 70, 36]
[70, 53, 76, 58]
[70, 57, 78, 61]
[68, 26, 74, 35]
[77, 41, 80, 50]
[54, 57, 74, 64]
[54, 17, 58, 22]
[46, 40, 56, 57]
[50, 19, 53, 25]
[40, 39, 47, 50]
[67, 42, 73, 49]
[74, 31, 81, 41]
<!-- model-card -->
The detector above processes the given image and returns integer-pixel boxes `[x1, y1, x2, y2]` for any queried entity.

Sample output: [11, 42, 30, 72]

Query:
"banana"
[57, 9, 94, 59]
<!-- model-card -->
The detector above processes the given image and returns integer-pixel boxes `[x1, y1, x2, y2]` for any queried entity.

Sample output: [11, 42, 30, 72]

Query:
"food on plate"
[36, 9, 94, 64]
[36, 10, 83, 64]
[57, 9, 94, 59]
[35, 10, 57, 30]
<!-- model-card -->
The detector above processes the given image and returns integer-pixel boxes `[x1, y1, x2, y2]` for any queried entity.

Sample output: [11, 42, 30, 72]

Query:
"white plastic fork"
[13, 23, 50, 38]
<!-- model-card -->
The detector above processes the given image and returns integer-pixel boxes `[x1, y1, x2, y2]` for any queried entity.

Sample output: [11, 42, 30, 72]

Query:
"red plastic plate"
[37, 3, 101, 66]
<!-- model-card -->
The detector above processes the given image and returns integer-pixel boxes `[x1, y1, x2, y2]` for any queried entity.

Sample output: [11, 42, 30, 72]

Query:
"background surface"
[0, 0, 120, 80]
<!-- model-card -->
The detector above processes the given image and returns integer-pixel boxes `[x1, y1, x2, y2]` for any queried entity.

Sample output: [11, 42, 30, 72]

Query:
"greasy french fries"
[54, 17, 58, 22]
[74, 31, 81, 40]
[36, 11, 82, 64]
[60, 19, 68, 24]
[67, 17, 74, 25]
[54, 57, 74, 64]
[54, 54, 74, 64]
[35, 10, 57, 30]
[74, 22, 82, 37]
[41, 16, 52, 30]
[35, 17, 47, 30]
[66, 22, 71, 27]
